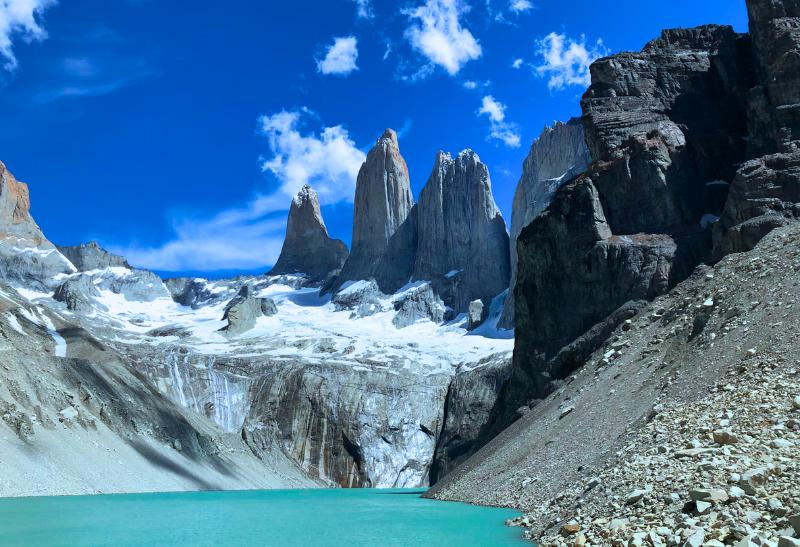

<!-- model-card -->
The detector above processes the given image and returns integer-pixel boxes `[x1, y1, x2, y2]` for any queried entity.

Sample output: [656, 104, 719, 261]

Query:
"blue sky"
[0, 0, 748, 276]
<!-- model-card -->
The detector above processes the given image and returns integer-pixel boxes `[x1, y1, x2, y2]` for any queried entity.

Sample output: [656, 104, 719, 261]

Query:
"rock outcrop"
[57, 241, 131, 272]
[269, 185, 349, 283]
[713, 0, 800, 257]
[497, 24, 756, 423]
[0, 161, 75, 289]
[220, 285, 277, 336]
[392, 283, 445, 328]
[335, 129, 414, 286]
[499, 119, 591, 329]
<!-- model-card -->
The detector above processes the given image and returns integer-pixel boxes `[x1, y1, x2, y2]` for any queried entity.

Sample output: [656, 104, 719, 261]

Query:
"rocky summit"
[334, 129, 414, 288]
[57, 241, 131, 272]
[269, 184, 349, 283]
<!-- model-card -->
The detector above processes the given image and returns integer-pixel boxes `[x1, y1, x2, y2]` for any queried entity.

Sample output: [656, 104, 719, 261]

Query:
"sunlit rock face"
[335, 129, 414, 287]
[0, 161, 75, 290]
[269, 185, 349, 283]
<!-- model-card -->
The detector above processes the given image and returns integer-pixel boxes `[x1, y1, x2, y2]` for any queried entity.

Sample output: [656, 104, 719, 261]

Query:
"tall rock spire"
[411, 150, 510, 313]
[336, 129, 414, 285]
[270, 184, 349, 282]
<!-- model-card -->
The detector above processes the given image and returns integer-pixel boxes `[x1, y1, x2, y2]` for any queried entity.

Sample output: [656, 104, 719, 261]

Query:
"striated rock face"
[499, 119, 591, 329]
[269, 185, 349, 283]
[336, 129, 414, 286]
[498, 25, 757, 427]
[408, 150, 510, 314]
[245, 361, 451, 488]
[57, 241, 130, 272]
[0, 161, 75, 289]
[392, 283, 445, 328]
[713, 0, 800, 257]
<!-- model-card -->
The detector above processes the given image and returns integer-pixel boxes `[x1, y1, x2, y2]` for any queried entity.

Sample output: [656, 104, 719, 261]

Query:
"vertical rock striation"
[411, 150, 510, 314]
[335, 129, 414, 286]
[499, 119, 591, 329]
[269, 184, 349, 282]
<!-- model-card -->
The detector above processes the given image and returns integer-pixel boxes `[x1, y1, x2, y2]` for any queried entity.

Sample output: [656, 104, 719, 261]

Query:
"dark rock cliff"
[57, 241, 131, 272]
[493, 15, 799, 433]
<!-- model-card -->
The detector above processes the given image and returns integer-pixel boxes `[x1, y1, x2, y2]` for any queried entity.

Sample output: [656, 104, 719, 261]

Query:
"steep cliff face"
[0, 161, 76, 289]
[499, 119, 591, 329]
[713, 0, 800, 257]
[57, 241, 130, 272]
[336, 129, 414, 286]
[269, 185, 349, 282]
[501, 24, 756, 423]
[411, 150, 510, 314]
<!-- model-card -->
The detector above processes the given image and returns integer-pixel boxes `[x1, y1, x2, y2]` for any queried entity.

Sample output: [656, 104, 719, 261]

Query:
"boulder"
[332, 280, 385, 319]
[269, 184, 349, 283]
[220, 285, 277, 336]
[467, 299, 485, 330]
[392, 283, 445, 328]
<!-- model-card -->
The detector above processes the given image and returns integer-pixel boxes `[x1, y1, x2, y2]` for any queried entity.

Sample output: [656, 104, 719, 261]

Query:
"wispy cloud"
[511, 58, 523, 69]
[477, 95, 520, 148]
[352, 0, 373, 19]
[114, 109, 365, 272]
[536, 32, 607, 91]
[404, 0, 481, 76]
[35, 55, 154, 102]
[0, 0, 57, 71]
[508, 0, 533, 13]
[317, 36, 359, 76]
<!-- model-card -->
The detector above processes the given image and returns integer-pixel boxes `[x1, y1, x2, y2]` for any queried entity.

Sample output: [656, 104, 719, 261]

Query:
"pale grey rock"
[392, 283, 445, 328]
[53, 275, 101, 312]
[0, 161, 75, 290]
[335, 129, 413, 287]
[269, 184, 348, 283]
[220, 285, 277, 336]
[411, 150, 510, 313]
[56, 241, 130, 272]
[500, 119, 591, 328]
[332, 280, 385, 319]
[468, 299, 485, 330]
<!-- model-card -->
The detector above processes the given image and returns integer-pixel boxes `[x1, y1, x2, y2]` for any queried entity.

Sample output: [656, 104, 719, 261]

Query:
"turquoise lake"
[0, 489, 524, 546]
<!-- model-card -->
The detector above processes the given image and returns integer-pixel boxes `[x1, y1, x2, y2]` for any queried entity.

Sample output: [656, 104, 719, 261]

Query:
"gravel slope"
[427, 223, 800, 546]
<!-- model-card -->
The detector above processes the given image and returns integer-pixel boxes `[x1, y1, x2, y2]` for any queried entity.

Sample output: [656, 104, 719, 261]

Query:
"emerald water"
[0, 489, 523, 546]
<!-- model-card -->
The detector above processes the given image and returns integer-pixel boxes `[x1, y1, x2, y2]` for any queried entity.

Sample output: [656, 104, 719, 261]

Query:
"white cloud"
[463, 80, 477, 90]
[478, 95, 506, 123]
[114, 109, 365, 272]
[317, 36, 359, 76]
[0, 0, 56, 70]
[509, 0, 533, 13]
[536, 32, 607, 91]
[477, 95, 520, 148]
[259, 108, 366, 204]
[404, 0, 481, 76]
[511, 58, 523, 69]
